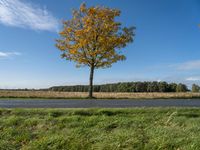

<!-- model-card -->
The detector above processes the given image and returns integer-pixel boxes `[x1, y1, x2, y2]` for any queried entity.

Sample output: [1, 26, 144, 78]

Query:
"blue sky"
[0, 0, 200, 88]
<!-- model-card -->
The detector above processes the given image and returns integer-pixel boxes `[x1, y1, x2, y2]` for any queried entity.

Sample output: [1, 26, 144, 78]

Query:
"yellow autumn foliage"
[56, 3, 135, 69]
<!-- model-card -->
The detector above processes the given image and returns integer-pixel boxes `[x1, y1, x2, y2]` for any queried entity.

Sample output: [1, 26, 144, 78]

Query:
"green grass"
[1, 108, 200, 149]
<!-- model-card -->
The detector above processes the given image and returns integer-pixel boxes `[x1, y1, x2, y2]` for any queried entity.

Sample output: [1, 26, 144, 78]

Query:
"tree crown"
[56, 3, 135, 68]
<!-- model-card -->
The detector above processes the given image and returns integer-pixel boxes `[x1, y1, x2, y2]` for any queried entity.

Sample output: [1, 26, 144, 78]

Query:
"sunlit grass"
[0, 91, 200, 99]
[0, 108, 200, 149]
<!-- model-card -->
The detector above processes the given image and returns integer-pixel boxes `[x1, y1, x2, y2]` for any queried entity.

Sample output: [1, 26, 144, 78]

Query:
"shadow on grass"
[177, 113, 200, 118]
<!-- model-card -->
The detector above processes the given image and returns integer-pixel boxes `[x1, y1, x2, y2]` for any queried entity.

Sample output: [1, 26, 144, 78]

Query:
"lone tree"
[56, 3, 135, 98]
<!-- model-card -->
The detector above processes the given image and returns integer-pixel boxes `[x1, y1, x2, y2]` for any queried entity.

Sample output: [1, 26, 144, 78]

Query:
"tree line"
[49, 81, 193, 92]
[192, 84, 200, 92]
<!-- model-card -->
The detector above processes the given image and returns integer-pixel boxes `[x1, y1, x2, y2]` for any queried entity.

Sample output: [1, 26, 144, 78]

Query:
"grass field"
[1, 108, 200, 149]
[1, 90, 200, 99]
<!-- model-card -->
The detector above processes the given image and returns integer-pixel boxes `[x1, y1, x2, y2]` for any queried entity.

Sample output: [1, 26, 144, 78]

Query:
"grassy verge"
[1, 108, 200, 149]
[1, 91, 200, 99]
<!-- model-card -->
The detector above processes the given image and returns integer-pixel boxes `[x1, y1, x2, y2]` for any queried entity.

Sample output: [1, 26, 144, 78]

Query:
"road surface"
[1, 99, 200, 108]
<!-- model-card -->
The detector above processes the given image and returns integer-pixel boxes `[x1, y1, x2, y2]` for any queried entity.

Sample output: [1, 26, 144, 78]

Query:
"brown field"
[0, 90, 200, 99]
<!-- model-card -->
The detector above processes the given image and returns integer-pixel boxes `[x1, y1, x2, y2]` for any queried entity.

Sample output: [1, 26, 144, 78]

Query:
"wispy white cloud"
[0, 0, 59, 31]
[172, 60, 200, 70]
[0, 51, 21, 58]
[186, 76, 200, 81]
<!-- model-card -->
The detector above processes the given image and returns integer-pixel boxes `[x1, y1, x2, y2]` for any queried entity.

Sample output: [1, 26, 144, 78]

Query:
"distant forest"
[49, 81, 199, 92]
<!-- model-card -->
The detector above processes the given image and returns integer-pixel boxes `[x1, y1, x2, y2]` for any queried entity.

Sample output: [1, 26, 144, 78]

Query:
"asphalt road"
[1, 99, 200, 108]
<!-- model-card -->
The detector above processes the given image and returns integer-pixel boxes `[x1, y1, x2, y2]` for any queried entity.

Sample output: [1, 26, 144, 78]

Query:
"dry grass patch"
[0, 91, 200, 99]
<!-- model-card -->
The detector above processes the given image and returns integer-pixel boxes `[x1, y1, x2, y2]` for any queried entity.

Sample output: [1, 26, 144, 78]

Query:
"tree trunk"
[88, 65, 94, 98]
